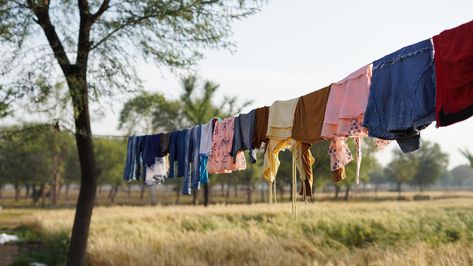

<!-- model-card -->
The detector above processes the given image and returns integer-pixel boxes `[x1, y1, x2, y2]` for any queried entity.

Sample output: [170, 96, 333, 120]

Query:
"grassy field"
[1, 199, 473, 265]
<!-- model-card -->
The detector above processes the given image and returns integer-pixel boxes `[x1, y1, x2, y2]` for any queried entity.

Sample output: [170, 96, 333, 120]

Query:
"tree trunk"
[149, 186, 157, 206]
[225, 178, 231, 205]
[279, 185, 284, 201]
[52, 171, 61, 206]
[220, 181, 225, 197]
[126, 183, 131, 202]
[175, 180, 181, 204]
[25, 184, 31, 199]
[40, 183, 47, 206]
[65, 72, 99, 266]
[247, 183, 253, 204]
[334, 185, 340, 199]
[14, 184, 21, 202]
[419, 184, 424, 193]
[397, 181, 402, 197]
[234, 183, 238, 198]
[344, 184, 350, 201]
[65, 183, 70, 201]
[260, 183, 265, 202]
[140, 183, 146, 200]
[109, 184, 118, 205]
[204, 183, 209, 206]
[98, 185, 102, 194]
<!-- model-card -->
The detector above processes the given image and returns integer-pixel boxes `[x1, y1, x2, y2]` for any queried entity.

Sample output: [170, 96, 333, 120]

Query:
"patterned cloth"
[207, 117, 246, 174]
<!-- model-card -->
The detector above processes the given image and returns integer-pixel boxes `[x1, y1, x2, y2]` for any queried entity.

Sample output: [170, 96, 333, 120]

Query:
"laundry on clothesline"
[122, 20, 473, 207]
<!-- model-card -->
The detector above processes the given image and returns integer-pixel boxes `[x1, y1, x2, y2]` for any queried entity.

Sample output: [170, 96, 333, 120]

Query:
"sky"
[89, 0, 473, 169]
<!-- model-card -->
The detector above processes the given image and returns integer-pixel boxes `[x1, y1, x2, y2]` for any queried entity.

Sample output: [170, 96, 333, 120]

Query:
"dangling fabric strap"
[355, 136, 363, 184]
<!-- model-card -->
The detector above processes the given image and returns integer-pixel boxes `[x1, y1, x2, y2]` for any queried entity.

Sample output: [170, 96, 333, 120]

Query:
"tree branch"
[27, 1, 71, 70]
[90, 14, 156, 51]
[91, 0, 110, 22]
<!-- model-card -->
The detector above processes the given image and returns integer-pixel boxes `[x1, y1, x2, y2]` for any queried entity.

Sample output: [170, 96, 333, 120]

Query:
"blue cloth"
[363, 39, 435, 153]
[168, 129, 190, 178]
[182, 126, 201, 194]
[123, 137, 134, 181]
[230, 110, 257, 163]
[123, 136, 147, 181]
[199, 154, 209, 184]
[142, 134, 161, 168]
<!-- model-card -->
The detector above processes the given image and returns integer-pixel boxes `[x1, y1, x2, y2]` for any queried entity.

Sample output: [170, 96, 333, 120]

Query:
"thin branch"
[91, 0, 110, 22]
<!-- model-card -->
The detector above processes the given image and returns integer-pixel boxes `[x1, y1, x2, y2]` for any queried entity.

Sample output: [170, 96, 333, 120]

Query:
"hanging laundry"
[182, 125, 201, 194]
[168, 129, 190, 178]
[263, 97, 299, 202]
[142, 134, 161, 168]
[145, 156, 169, 186]
[321, 65, 372, 183]
[433, 20, 473, 127]
[198, 118, 217, 184]
[291, 86, 331, 195]
[208, 117, 246, 174]
[363, 39, 435, 153]
[252, 106, 269, 150]
[230, 109, 257, 163]
[123, 135, 146, 182]
[160, 132, 171, 155]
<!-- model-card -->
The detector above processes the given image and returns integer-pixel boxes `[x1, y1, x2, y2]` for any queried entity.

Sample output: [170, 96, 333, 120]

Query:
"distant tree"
[118, 92, 183, 135]
[94, 138, 127, 204]
[446, 165, 473, 187]
[460, 148, 473, 169]
[410, 142, 448, 192]
[386, 150, 419, 197]
[1, 1, 262, 264]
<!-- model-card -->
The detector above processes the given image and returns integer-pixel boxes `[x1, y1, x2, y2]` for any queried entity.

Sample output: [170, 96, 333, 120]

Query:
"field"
[1, 198, 473, 265]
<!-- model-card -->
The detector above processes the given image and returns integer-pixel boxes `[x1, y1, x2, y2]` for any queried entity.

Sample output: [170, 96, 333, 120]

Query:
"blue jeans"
[363, 39, 435, 152]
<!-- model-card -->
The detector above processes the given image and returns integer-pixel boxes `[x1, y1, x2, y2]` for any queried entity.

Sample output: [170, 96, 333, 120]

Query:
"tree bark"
[65, 183, 70, 201]
[225, 178, 231, 205]
[25, 184, 30, 199]
[14, 184, 21, 202]
[397, 181, 402, 197]
[334, 185, 340, 199]
[65, 72, 99, 266]
[344, 184, 350, 201]
[140, 183, 146, 200]
[260, 183, 265, 202]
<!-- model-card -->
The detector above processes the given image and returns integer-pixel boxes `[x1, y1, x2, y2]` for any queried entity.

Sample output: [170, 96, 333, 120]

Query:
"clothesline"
[120, 20, 472, 217]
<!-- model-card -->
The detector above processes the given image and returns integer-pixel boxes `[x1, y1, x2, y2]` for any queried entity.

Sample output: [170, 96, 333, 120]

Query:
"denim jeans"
[363, 39, 435, 152]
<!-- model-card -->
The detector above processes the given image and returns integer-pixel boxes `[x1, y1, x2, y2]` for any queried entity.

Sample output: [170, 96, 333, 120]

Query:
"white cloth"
[0, 233, 19, 244]
[145, 156, 169, 186]
[266, 97, 299, 139]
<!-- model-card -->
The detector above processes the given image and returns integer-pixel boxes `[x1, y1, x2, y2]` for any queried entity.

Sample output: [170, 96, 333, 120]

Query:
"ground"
[1, 198, 473, 265]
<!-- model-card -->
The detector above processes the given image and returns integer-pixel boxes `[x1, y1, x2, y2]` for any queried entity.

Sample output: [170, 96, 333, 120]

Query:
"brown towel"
[253, 106, 269, 149]
[291, 86, 331, 144]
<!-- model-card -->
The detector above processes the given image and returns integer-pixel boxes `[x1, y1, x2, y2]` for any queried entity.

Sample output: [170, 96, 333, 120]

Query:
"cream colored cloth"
[266, 97, 299, 140]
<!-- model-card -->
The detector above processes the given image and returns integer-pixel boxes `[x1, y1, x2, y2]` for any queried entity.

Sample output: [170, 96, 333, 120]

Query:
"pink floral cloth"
[322, 65, 373, 183]
[207, 117, 246, 174]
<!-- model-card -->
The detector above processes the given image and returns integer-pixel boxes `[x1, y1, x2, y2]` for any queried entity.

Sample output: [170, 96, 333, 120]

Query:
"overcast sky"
[90, 0, 473, 169]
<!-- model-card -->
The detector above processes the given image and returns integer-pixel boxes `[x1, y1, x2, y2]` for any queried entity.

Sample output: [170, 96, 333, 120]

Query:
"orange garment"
[207, 117, 246, 174]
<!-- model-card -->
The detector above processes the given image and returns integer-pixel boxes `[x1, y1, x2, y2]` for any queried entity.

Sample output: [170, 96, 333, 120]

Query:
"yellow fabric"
[263, 138, 316, 206]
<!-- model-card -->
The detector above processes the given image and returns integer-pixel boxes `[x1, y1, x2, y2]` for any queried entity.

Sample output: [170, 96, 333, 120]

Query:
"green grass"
[1, 199, 473, 265]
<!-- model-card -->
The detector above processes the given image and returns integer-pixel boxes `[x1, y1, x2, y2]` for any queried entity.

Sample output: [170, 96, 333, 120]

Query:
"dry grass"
[1, 199, 473, 265]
